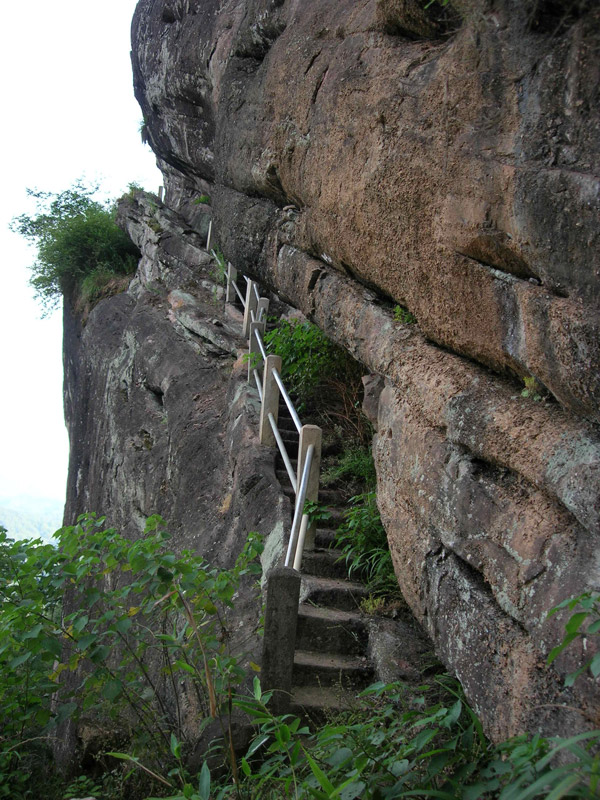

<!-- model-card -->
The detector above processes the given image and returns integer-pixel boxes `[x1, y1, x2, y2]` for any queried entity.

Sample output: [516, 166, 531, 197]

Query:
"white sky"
[0, 1, 161, 506]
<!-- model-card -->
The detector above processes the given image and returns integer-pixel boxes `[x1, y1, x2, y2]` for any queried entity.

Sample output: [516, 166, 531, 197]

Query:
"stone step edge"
[294, 649, 372, 672]
[290, 685, 360, 711]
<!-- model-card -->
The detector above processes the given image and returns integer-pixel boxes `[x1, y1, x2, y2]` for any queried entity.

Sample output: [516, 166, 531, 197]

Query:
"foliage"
[2, 518, 600, 799]
[264, 319, 364, 422]
[210, 248, 227, 283]
[321, 445, 376, 490]
[226, 676, 600, 800]
[10, 181, 140, 314]
[194, 195, 211, 205]
[393, 305, 417, 325]
[521, 376, 544, 402]
[335, 492, 397, 594]
[548, 591, 600, 687]
[0, 527, 64, 796]
[0, 516, 263, 799]
[302, 500, 332, 527]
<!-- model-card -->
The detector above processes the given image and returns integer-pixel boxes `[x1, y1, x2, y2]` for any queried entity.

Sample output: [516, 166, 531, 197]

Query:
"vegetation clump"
[1, 519, 599, 798]
[10, 181, 140, 314]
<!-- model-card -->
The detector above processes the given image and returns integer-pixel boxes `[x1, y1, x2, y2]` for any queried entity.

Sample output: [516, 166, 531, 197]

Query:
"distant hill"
[0, 496, 64, 543]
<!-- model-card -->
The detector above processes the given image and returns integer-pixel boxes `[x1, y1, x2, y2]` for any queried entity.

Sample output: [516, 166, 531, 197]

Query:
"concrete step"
[301, 548, 348, 580]
[319, 507, 346, 528]
[300, 575, 369, 612]
[290, 685, 359, 722]
[296, 604, 367, 656]
[315, 527, 338, 548]
[293, 650, 374, 690]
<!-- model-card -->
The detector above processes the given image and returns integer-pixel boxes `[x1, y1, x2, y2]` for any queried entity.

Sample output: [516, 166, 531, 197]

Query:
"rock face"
[59, 191, 290, 765]
[128, 0, 600, 740]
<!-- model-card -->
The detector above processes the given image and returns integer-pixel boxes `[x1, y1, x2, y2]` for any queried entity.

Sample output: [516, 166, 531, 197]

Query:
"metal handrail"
[268, 412, 297, 492]
[253, 368, 263, 400]
[273, 368, 302, 433]
[233, 280, 245, 306]
[226, 264, 320, 574]
[284, 444, 314, 568]
[255, 328, 267, 361]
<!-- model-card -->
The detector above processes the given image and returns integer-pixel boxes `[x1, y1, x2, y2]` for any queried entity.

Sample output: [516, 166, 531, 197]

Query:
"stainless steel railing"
[224, 263, 322, 572]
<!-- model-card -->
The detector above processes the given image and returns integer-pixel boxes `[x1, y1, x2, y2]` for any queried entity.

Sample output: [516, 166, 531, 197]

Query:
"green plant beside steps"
[1, 517, 599, 798]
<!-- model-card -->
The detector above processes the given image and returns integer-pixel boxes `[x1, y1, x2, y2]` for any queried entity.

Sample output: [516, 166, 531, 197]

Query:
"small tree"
[10, 181, 140, 314]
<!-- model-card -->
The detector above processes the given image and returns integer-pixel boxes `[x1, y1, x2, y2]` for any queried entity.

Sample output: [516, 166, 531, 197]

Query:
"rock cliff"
[127, 0, 600, 741]
[59, 192, 291, 765]
[60, 0, 600, 745]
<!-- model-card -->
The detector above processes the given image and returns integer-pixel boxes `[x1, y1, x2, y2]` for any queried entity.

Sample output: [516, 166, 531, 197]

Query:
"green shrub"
[0, 516, 263, 798]
[335, 491, 397, 594]
[393, 305, 416, 324]
[10, 181, 140, 314]
[321, 445, 376, 489]
[548, 591, 600, 686]
[264, 318, 364, 420]
[229, 675, 600, 799]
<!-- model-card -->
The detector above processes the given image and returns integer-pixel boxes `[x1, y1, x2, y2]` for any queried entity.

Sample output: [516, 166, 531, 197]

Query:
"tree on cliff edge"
[10, 181, 140, 315]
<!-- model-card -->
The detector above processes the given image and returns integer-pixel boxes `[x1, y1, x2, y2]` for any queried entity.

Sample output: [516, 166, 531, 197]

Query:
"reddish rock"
[129, 0, 600, 741]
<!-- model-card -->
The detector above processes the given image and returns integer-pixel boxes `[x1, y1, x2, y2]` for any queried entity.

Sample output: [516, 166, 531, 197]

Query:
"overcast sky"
[0, 1, 161, 507]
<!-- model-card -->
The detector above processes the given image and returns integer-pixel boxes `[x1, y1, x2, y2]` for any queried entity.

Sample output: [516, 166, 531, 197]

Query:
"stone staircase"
[274, 400, 376, 719]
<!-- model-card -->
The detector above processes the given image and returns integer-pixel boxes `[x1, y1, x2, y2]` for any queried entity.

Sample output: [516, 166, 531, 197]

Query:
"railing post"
[242, 280, 258, 338]
[261, 566, 301, 714]
[248, 320, 266, 382]
[297, 424, 322, 552]
[257, 297, 269, 322]
[226, 262, 237, 304]
[260, 355, 282, 446]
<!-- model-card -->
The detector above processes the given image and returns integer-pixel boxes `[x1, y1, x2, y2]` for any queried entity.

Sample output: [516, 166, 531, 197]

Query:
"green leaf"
[9, 651, 32, 668]
[565, 612, 588, 634]
[56, 702, 78, 723]
[170, 732, 181, 759]
[89, 644, 111, 663]
[247, 734, 271, 758]
[114, 616, 133, 634]
[305, 750, 335, 794]
[198, 762, 211, 800]
[76, 633, 98, 651]
[22, 622, 44, 640]
[102, 679, 123, 701]
[72, 614, 89, 634]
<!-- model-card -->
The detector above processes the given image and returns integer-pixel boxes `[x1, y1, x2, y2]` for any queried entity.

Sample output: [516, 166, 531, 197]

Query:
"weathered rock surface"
[59, 191, 290, 765]
[129, 0, 600, 741]
[132, 0, 600, 422]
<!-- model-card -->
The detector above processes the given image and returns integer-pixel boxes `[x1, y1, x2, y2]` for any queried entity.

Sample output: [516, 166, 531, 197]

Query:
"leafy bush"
[10, 181, 140, 314]
[263, 318, 366, 436]
[2, 518, 600, 798]
[321, 445, 376, 490]
[393, 305, 416, 324]
[0, 516, 263, 799]
[336, 491, 397, 594]
[228, 676, 600, 799]
[548, 591, 600, 686]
